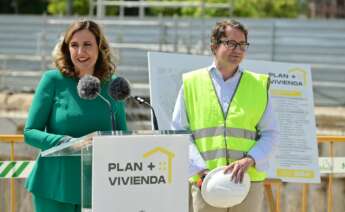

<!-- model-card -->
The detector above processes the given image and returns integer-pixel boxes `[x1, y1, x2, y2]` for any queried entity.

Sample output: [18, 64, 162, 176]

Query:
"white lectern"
[41, 131, 189, 212]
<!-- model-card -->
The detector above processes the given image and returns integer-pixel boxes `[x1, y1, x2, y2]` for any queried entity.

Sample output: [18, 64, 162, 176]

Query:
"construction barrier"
[0, 134, 25, 212]
[265, 136, 345, 212]
[302, 136, 345, 212]
[1, 134, 345, 212]
[0, 161, 35, 178]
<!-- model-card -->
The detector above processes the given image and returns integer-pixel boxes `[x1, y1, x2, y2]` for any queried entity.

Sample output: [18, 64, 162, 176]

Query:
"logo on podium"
[143, 147, 175, 184]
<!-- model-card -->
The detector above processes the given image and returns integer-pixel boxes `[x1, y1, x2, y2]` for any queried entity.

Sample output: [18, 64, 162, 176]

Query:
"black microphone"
[108, 77, 131, 101]
[77, 75, 116, 132]
[108, 77, 159, 130]
[133, 96, 159, 130]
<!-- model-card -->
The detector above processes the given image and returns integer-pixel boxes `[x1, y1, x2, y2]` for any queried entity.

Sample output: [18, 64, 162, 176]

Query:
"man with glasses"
[172, 19, 278, 211]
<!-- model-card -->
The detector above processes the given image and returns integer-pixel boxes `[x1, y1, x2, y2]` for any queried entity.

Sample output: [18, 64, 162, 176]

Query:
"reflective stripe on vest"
[193, 127, 256, 140]
[184, 68, 269, 182]
[201, 148, 245, 161]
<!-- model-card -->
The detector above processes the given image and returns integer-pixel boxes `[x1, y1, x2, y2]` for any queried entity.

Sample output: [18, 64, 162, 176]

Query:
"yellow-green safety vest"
[183, 68, 269, 182]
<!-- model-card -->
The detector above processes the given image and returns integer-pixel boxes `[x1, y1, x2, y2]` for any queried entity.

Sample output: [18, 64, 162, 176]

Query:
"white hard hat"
[201, 166, 251, 208]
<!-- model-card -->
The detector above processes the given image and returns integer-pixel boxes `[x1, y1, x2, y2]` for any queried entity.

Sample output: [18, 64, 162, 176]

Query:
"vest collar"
[209, 62, 243, 83]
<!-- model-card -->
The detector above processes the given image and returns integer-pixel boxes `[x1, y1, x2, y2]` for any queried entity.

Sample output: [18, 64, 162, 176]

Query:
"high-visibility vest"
[183, 68, 269, 182]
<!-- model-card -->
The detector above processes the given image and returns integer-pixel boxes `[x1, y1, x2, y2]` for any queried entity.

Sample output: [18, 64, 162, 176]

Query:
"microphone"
[108, 77, 131, 101]
[77, 75, 116, 132]
[77, 74, 100, 100]
[133, 96, 159, 131]
[108, 77, 159, 130]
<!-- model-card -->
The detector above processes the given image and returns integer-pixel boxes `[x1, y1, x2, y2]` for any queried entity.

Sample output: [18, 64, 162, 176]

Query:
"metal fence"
[0, 15, 344, 106]
[2, 134, 345, 212]
[89, 0, 233, 18]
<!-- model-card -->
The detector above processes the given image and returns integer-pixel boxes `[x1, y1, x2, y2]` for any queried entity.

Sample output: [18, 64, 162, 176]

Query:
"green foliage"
[48, 0, 89, 15]
[3, 0, 302, 17]
[48, 0, 118, 16]
[48, 0, 65, 15]
[105, 6, 118, 16]
[232, 0, 301, 18]
[146, 0, 183, 17]
[73, 0, 90, 15]
[147, 0, 302, 18]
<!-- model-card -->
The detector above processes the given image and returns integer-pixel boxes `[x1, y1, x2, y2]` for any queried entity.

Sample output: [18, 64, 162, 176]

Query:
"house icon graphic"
[143, 147, 175, 184]
[288, 67, 307, 86]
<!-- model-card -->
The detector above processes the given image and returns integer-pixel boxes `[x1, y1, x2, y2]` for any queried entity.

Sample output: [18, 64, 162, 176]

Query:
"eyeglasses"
[219, 40, 250, 51]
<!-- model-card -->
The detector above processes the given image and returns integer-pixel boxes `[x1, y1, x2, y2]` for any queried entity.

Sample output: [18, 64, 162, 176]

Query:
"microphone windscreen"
[77, 75, 100, 100]
[108, 77, 131, 100]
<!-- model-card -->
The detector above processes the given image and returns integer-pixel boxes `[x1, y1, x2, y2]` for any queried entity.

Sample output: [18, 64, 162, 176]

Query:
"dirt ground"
[314, 107, 345, 135]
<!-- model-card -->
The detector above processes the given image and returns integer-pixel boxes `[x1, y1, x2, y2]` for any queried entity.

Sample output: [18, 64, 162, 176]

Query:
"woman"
[24, 19, 127, 212]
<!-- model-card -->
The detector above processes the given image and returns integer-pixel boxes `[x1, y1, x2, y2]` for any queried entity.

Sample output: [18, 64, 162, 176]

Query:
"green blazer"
[24, 70, 127, 204]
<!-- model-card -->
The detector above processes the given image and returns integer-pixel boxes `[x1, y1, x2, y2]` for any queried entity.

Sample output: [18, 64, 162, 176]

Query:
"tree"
[47, 0, 119, 16]
[147, 0, 303, 18]
[232, 0, 301, 18]
[48, 0, 89, 15]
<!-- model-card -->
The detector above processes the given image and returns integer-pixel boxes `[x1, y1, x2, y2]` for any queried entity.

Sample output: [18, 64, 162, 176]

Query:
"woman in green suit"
[24, 19, 127, 212]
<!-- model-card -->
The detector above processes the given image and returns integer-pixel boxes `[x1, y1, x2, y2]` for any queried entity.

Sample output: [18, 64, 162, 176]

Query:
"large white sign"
[148, 51, 320, 183]
[92, 134, 189, 212]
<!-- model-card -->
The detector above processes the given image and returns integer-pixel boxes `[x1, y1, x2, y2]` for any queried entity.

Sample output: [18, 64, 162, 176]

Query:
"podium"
[41, 131, 190, 212]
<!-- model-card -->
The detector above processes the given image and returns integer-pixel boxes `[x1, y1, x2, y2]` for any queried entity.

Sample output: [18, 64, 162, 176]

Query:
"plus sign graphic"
[147, 162, 155, 170]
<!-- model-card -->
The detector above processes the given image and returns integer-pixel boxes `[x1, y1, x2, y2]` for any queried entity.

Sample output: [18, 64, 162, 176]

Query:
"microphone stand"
[97, 92, 116, 133]
[133, 96, 159, 130]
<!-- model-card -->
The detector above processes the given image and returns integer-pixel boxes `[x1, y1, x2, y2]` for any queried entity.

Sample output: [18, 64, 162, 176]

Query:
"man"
[172, 20, 279, 212]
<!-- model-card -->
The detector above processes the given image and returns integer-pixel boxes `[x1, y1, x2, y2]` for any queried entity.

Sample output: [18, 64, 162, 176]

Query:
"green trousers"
[33, 194, 81, 212]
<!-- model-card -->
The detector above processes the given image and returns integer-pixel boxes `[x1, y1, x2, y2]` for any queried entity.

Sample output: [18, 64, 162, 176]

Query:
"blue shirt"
[171, 64, 279, 176]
